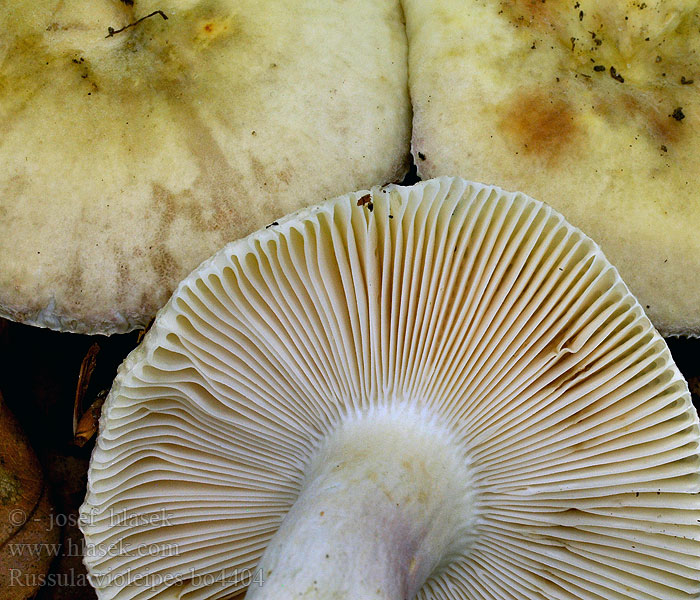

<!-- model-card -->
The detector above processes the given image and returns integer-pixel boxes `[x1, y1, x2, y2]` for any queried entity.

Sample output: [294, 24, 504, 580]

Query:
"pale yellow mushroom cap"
[405, 0, 700, 336]
[0, 0, 410, 334]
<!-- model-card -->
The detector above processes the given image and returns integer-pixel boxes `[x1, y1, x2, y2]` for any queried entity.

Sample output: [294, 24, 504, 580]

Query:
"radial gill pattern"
[81, 177, 700, 600]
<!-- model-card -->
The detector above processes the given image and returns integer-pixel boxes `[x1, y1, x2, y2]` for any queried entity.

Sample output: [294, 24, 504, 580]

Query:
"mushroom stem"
[246, 406, 475, 600]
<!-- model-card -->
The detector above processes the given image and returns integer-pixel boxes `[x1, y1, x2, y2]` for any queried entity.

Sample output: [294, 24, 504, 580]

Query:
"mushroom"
[404, 0, 700, 336]
[0, 392, 60, 600]
[81, 177, 700, 599]
[0, 0, 410, 334]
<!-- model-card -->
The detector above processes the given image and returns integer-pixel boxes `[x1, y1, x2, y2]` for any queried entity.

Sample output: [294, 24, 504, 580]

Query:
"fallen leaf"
[72, 343, 100, 436]
[73, 391, 107, 448]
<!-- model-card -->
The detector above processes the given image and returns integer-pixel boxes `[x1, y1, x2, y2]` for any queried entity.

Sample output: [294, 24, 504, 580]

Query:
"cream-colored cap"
[405, 0, 700, 336]
[0, 0, 410, 334]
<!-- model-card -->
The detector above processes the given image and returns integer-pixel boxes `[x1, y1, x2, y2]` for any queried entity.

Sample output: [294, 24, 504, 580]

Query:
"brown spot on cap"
[499, 91, 579, 163]
[196, 16, 233, 42]
[616, 94, 683, 144]
[504, 0, 557, 27]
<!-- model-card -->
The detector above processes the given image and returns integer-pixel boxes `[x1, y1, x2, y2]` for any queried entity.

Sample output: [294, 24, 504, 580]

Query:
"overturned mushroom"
[81, 178, 700, 599]
[0, 0, 410, 334]
[405, 0, 700, 336]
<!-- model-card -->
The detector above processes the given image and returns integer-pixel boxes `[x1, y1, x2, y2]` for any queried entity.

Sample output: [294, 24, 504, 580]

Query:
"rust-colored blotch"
[499, 91, 578, 162]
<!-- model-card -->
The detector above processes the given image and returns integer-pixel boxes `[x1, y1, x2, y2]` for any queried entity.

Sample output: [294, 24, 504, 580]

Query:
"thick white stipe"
[247, 406, 476, 600]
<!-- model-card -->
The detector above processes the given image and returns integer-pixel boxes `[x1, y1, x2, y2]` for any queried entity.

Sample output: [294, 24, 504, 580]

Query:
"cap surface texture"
[0, 0, 410, 334]
[404, 0, 700, 336]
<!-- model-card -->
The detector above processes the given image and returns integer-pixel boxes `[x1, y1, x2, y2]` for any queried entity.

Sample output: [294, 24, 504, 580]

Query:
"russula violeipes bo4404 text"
[81, 178, 700, 599]
[0, 0, 410, 334]
[405, 0, 700, 336]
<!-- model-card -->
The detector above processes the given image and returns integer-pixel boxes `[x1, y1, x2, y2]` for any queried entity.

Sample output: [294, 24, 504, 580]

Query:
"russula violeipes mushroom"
[404, 0, 700, 336]
[81, 177, 700, 599]
[0, 0, 410, 334]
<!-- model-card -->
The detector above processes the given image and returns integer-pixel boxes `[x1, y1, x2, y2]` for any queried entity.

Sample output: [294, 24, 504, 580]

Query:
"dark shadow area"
[0, 321, 139, 600]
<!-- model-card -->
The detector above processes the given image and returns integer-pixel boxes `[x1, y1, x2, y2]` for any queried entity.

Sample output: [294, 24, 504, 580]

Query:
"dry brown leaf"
[73, 391, 107, 448]
[72, 343, 100, 436]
